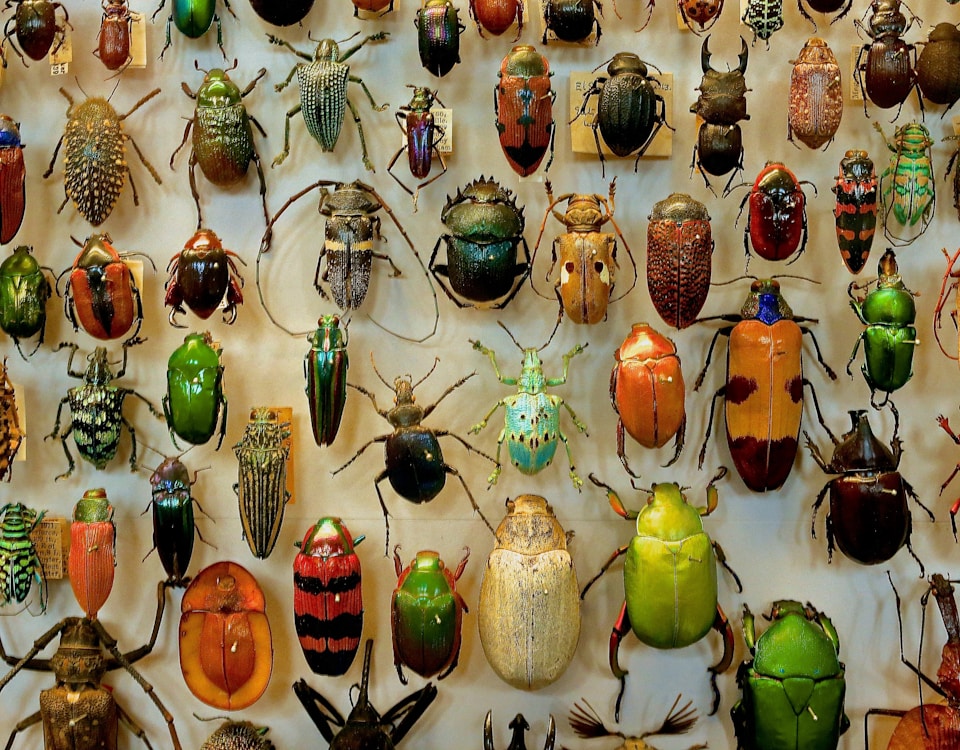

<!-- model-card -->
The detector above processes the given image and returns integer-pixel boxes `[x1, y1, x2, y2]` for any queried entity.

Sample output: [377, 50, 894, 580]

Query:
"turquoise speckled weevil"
[470, 323, 587, 488]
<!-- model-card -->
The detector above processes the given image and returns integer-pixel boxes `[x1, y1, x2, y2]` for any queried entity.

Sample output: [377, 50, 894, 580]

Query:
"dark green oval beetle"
[153, 0, 237, 59]
[0, 245, 52, 359]
[163, 332, 227, 450]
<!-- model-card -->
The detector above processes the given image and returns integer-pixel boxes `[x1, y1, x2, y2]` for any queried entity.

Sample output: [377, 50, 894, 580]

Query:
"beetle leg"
[42, 135, 64, 180]
[580, 544, 628, 599]
[293, 679, 346, 743]
[3, 709, 41, 749]
[127, 388, 162, 420]
[383, 682, 438, 745]
[707, 604, 734, 715]
[863, 708, 906, 750]
[798, 326, 837, 380]
[697, 385, 725, 471]
[344, 96, 375, 172]
[371, 249, 402, 278]
[616, 420, 641, 479]
[422, 373, 474, 419]
[125, 133, 163, 187]
[800, 378, 836, 444]
[713, 542, 742, 593]
[442, 459, 495, 534]
[902, 512, 926, 577]
[373, 470, 396, 554]
[272, 103, 301, 167]
[692, 325, 733, 390]
[187, 150, 203, 229]
[114, 702, 154, 749]
[169, 117, 193, 169]
[609, 601, 631, 721]
[663, 414, 686, 468]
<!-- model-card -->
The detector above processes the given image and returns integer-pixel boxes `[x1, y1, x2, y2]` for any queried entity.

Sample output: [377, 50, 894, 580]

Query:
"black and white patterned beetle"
[267, 32, 389, 172]
[742, 0, 783, 46]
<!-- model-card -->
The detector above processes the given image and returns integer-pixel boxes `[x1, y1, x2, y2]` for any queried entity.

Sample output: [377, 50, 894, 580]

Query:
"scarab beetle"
[571, 52, 670, 175]
[646, 193, 712, 330]
[46, 342, 162, 481]
[179, 560, 273, 710]
[495, 45, 555, 178]
[695, 279, 837, 492]
[248, 0, 312, 25]
[95, 0, 133, 71]
[293, 517, 364, 675]
[294, 639, 437, 750]
[60, 233, 145, 345]
[304, 315, 348, 448]
[917, 23, 960, 114]
[430, 176, 530, 310]
[470, 324, 588, 488]
[416, 0, 464, 78]
[832, 150, 878, 274]
[171, 64, 269, 230]
[165, 228, 245, 326]
[0, 501, 45, 612]
[268, 32, 389, 171]
[153, 0, 236, 59]
[391, 547, 469, 683]
[847, 249, 918, 402]
[163, 332, 227, 449]
[478, 495, 580, 690]
[875, 121, 935, 246]
[386, 86, 447, 207]
[333, 358, 495, 552]
[485, 714, 556, 750]
[1, 0, 70, 64]
[68, 488, 115, 618]
[737, 161, 813, 264]
[787, 38, 842, 150]
[854, 0, 920, 116]
[0, 115, 25, 245]
[542, 0, 601, 44]
[146, 454, 203, 586]
[807, 407, 930, 570]
[469, 0, 523, 37]
[610, 323, 685, 476]
[732, 601, 849, 750]
[530, 179, 636, 325]
[44, 86, 162, 227]
[0, 358, 22, 482]
[583, 471, 738, 719]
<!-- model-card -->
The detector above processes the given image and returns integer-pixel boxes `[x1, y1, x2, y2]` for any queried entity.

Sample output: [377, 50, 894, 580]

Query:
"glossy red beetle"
[179, 561, 273, 710]
[68, 488, 115, 619]
[0, 116, 25, 246]
[95, 0, 132, 71]
[469, 0, 522, 37]
[738, 162, 813, 264]
[164, 228, 244, 327]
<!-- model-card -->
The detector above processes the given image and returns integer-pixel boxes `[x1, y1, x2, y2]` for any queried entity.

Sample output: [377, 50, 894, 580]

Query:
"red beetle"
[738, 162, 812, 264]
[95, 0, 132, 71]
[61, 233, 144, 343]
[0, 116, 25, 246]
[469, 0, 523, 37]
[696, 280, 836, 492]
[164, 228, 245, 327]
[179, 561, 273, 710]
[678, 0, 723, 32]
[610, 323, 685, 476]
[495, 45, 555, 178]
[68, 488, 115, 619]
[293, 517, 364, 676]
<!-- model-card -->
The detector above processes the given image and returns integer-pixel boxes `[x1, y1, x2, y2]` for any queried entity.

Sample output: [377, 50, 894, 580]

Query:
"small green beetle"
[732, 600, 849, 750]
[0, 245, 51, 358]
[163, 332, 227, 449]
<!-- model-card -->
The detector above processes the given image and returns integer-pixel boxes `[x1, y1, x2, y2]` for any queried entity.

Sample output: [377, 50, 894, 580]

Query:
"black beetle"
[248, 0, 313, 25]
[917, 22, 960, 115]
[332, 357, 495, 552]
[854, 0, 921, 117]
[295, 639, 437, 750]
[2, 0, 70, 65]
[542, 0, 601, 44]
[416, 0, 464, 78]
[797, 0, 852, 29]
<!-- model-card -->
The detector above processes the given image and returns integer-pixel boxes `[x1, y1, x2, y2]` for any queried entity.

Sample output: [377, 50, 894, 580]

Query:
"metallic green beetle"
[0, 245, 51, 358]
[164, 332, 227, 449]
[583, 470, 737, 720]
[732, 600, 849, 750]
[0, 502, 46, 612]
[847, 249, 917, 404]
[470, 325, 587, 488]
[154, 0, 236, 59]
[874, 121, 935, 246]
[304, 315, 348, 448]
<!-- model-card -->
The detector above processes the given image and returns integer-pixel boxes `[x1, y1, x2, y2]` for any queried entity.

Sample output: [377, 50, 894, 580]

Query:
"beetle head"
[84, 347, 115, 385]
[315, 38, 340, 62]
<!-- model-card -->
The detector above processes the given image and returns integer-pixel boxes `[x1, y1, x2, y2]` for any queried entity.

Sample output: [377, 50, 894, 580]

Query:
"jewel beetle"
[392, 547, 469, 683]
[583, 470, 739, 719]
[430, 176, 530, 310]
[0, 115, 25, 245]
[609, 323, 685, 476]
[541, 0, 601, 44]
[293, 516, 364, 676]
[1, 0, 71, 64]
[0, 501, 46, 612]
[737, 161, 813, 264]
[153, 0, 236, 59]
[165, 228, 245, 327]
[416, 0, 464, 78]
[917, 22, 960, 114]
[874, 120, 935, 246]
[146, 454, 203, 586]
[294, 639, 437, 750]
[478, 495, 580, 690]
[731, 600, 849, 750]
[304, 315, 348, 448]
[0, 358, 22, 483]
[530, 179, 636, 325]
[646, 193, 712, 330]
[847, 249, 918, 402]
[495, 45, 555, 178]
[853, 0, 920, 116]
[95, 0, 133, 71]
[695, 279, 837, 493]
[485, 713, 556, 750]
[806, 407, 930, 570]
[469, 0, 522, 37]
[163, 332, 227, 450]
[171, 64, 269, 230]
[386, 86, 448, 208]
[332, 359, 495, 552]
[832, 150, 878, 274]
[68, 488, 115, 619]
[179, 560, 273, 710]
[787, 38, 842, 151]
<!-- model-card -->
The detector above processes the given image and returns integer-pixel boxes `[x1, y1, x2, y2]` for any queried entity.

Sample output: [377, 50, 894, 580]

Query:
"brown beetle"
[788, 38, 842, 150]
[917, 22, 960, 114]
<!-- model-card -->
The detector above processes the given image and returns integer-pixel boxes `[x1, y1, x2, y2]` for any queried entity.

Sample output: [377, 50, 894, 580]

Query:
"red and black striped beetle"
[832, 150, 878, 274]
[95, 0, 132, 71]
[738, 162, 813, 264]
[293, 517, 365, 676]
[0, 116, 25, 246]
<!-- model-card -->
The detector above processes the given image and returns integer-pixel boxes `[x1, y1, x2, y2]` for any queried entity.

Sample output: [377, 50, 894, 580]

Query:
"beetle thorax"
[562, 196, 605, 231]
[198, 71, 242, 108]
[316, 38, 340, 62]
[389, 379, 425, 427]
[518, 350, 546, 392]
[52, 620, 106, 686]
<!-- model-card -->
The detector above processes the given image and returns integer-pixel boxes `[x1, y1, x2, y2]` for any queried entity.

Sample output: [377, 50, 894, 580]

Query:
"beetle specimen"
[807, 407, 931, 571]
[495, 45, 555, 178]
[179, 560, 272, 710]
[333, 357, 495, 552]
[677, 0, 722, 32]
[294, 516, 364, 675]
[854, 0, 920, 117]
[145, 454, 205, 586]
[165, 334, 230, 453]
[571, 53, 670, 175]
[430, 176, 530, 310]
[268, 32, 388, 171]
[470, 323, 588, 488]
[797, 0, 851, 28]
[737, 161, 813, 264]
[305, 315, 349, 448]
[0, 580, 183, 750]
[0, 502, 45, 612]
[935, 247, 960, 364]
[1, 0, 70, 65]
[787, 38, 842, 150]
[542, 0, 601, 44]
[387, 86, 447, 208]
[0, 115, 25, 245]
[530, 179, 636, 324]
[171, 63, 269, 230]
[875, 121, 935, 246]
[165, 229, 245, 327]
[416, 0, 464, 77]
[0, 358, 23, 481]
[295, 639, 437, 750]
[864, 573, 960, 748]
[46, 342, 162, 481]
[95, 0, 133, 71]
[741, 0, 783, 46]
[201, 720, 274, 750]
[485, 713, 556, 750]
[248, 0, 312, 25]
[469, 0, 523, 37]
[69, 489, 115, 619]
[478, 495, 580, 690]
[567, 695, 707, 750]
[153, 0, 235, 59]
[917, 23, 960, 114]
[832, 150, 878, 274]
[583, 471, 739, 719]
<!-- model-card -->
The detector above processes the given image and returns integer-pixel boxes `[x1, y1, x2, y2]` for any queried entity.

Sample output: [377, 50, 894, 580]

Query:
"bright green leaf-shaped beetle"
[163, 332, 227, 449]
[732, 600, 849, 750]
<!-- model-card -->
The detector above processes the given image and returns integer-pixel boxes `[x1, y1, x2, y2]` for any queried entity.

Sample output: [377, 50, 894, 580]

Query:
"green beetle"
[732, 600, 849, 750]
[163, 332, 227, 449]
[0, 245, 52, 358]
[847, 249, 917, 403]
[304, 315, 348, 448]
[583, 469, 737, 720]
[391, 548, 469, 684]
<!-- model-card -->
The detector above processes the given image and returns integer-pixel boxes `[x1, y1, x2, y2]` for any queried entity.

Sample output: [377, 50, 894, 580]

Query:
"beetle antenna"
[412, 357, 440, 389]
[536, 309, 563, 352]
[497, 321, 526, 353]
[710, 275, 754, 286]
[643, 694, 699, 738]
[226, 58, 238, 72]
[108, 78, 122, 102]
[591, 54, 615, 74]
[770, 273, 820, 285]
[75, 77, 90, 100]
[192, 713, 230, 723]
[369, 352, 392, 389]
[193, 59, 208, 74]
[336, 30, 361, 45]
